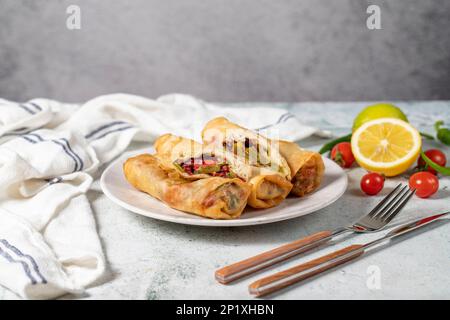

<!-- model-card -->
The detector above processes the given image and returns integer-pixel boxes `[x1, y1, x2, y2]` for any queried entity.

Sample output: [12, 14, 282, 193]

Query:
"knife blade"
[365, 211, 450, 249]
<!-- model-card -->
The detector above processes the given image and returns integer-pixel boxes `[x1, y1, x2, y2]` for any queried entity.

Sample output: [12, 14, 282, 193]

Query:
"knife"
[249, 211, 450, 297]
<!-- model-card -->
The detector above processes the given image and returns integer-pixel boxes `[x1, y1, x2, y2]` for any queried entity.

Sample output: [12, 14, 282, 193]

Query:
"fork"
[215, 184, 414, 284]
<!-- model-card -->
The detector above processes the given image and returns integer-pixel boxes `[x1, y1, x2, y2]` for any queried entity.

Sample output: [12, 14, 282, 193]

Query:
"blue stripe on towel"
[50, 139, 81, 172]
[26, 133, 44, 142]
[280, 113, 295, 123]
[91, 125, 134, 141]
[85, 121, 129, 139]
[21, 135, 38, 144]
[28, 102, 42, 112]
[0, 246, 37, 285]
[26, 133, 83, 173]
[59, 138, 84, 171]
[18, 104, 36, 115]
[0, 239, 47, 284]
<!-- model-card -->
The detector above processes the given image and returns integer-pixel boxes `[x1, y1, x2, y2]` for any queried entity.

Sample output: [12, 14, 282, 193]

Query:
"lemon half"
[351, 118, 422, 176]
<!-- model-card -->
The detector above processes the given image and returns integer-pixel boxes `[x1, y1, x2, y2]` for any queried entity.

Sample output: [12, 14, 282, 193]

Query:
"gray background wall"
[0, 0, 449, 102]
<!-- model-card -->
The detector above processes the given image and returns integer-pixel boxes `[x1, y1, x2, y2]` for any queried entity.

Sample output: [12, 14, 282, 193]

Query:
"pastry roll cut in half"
[154, 134, 292, 209]
[247, 174, 293, 209]
[123, 154, 251, 219]
[201, 117, 292, 180]
[278, 140, 325, 197]
[154, 133, 253, 181]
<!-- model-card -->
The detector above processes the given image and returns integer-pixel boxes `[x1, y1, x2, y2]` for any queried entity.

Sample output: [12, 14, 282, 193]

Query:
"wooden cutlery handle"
[215, 230, 333, 284]
[248, 244, 365, 297]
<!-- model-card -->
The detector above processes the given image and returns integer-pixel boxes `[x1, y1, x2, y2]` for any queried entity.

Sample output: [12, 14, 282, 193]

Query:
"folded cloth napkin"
[0, 93, 327, 299]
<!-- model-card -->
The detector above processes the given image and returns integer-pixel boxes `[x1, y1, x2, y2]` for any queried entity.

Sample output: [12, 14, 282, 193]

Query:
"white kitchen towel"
[0, 93, 326, 299]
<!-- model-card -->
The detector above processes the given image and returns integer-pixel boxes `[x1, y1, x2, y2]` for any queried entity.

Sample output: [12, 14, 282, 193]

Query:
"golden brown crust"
[247, 174, 293, 209]
[154, 133, 203, 163]
[123, 154, 251, 219]
[201, 117, 240, 144]
[278, 140, 324, 197]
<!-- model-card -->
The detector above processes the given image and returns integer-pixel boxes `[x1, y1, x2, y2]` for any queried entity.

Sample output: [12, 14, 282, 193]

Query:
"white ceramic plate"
[101, 148, 348, 227]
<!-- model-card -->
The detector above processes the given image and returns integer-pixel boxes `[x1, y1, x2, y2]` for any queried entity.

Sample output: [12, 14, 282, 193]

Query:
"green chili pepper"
[319, 133, 352, 154]
[420, 132, 434, 140]
[420, 151, 450, 176]
[435, 121, 450, 146]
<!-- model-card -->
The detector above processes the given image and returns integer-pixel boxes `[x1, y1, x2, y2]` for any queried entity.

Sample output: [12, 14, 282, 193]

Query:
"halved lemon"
[351, 118, 422, 176]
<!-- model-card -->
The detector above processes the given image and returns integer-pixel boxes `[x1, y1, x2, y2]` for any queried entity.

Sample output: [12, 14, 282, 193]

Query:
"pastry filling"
[256, 181, 286, 200]
[222, 137, 289, 177]
[293, 164, 317, 195]
[203, 182, 246, 211]
[174, 154, 236, 178]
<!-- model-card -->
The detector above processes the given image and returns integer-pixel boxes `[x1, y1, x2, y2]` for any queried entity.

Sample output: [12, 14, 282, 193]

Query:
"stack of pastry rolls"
[123, 117, 324, 219]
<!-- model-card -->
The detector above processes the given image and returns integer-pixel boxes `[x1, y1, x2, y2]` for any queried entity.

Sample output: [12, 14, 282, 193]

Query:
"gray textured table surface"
[1, 102, 449, 300]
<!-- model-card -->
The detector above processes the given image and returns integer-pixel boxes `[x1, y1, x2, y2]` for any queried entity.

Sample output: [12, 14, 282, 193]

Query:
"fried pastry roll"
[278, 140, 325, 197]
[123, 154, 251, 219]
[155, 134, 292, 209]
[247, 174, 293, 209]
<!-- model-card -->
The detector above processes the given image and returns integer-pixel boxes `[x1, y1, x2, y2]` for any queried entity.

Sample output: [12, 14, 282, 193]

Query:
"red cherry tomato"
[360, 172, 385, 195]
[417, 149, 447, 175]
[331, 142, 355, 168]
[409, 172, 439, 198]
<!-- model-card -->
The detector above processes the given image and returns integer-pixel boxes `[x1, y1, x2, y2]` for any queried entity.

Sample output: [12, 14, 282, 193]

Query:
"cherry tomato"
[417, 149, 447, 175]
[360, 172, 385, 195]
[331, 142, 355, 168]
[409, 172, 439, 198]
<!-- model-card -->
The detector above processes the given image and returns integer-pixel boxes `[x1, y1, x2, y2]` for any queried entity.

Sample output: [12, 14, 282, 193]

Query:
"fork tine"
[378, 186, 412, 219]
[375, 185, 410, 219]
[367, 183, 403, 218]
[382, 188, 416, 222]
[371, 184, 408, 218]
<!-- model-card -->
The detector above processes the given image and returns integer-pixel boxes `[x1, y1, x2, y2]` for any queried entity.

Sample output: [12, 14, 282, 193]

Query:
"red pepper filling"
[176, 155, 235, 178]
